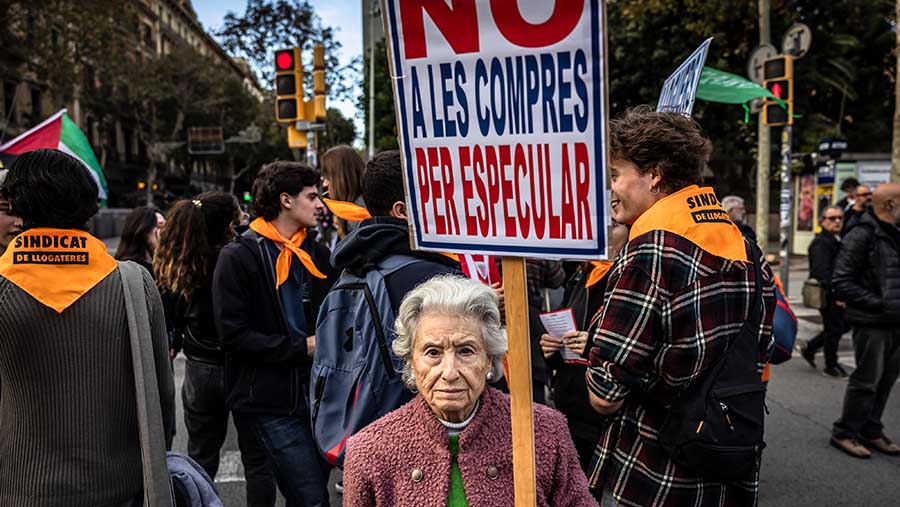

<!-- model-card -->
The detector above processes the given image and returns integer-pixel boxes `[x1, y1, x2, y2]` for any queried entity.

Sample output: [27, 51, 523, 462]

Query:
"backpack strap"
[119, 261, 175, 507]
[372, 254, 426, 277]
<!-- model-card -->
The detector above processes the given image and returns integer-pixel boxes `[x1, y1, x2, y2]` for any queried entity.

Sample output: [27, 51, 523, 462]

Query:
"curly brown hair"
[609, 105, 712, 194]
[154, 191, 239, 299]
[251, 161, 320, 221]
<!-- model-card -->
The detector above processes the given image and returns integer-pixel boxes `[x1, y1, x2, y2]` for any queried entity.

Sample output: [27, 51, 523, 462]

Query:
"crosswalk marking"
[215, 451, 246, 483]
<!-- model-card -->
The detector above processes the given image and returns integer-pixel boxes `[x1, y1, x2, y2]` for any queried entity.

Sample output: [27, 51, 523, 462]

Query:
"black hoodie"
[331, 216, 462, 311]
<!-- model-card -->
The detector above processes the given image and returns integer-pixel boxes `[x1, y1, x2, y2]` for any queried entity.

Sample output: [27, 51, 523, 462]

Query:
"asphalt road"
[164, 254, 898, 506]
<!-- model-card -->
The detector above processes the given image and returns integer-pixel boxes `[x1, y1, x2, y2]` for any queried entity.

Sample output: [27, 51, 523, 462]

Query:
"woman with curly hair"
[155, 191, 276, 506]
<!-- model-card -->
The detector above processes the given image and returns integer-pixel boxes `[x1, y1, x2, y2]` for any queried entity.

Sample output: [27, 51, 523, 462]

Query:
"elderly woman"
[343, 275, 597, 507]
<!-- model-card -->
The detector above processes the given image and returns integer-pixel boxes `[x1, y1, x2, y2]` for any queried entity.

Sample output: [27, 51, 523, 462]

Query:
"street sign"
[294, 121, 326, 131]
[782, 23, 812, 59]
[187, 127, 225, 155]
[747, 43, 777, 84]
[656, 37, 713, 115]
[382, 0, 608, 260]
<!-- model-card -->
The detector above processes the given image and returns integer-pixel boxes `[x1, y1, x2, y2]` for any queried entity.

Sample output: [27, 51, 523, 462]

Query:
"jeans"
[807, 303, 850, 368]
[183, 359, 276, 506]
[245, 412, 331, 507]
[833, 327, 900, 439]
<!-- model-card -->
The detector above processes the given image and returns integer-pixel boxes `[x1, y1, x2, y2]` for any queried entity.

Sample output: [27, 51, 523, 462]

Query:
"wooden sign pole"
[501, 256, 535, 507]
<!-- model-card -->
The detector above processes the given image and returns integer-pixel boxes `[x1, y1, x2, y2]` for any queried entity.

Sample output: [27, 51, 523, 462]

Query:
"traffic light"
[762, 55, 793, 126]
[313, 44, 326, 121]
[274, 48, 303, 123]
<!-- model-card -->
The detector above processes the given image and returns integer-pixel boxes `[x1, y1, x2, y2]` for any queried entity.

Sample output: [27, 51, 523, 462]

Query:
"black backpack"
[657, 244, 768, 482]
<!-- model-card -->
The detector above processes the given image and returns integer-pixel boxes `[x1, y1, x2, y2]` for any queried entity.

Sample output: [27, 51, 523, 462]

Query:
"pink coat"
[343, 387, 598, 507]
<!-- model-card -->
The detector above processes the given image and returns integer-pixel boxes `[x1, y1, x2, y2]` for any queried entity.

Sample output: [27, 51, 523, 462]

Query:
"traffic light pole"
[756, 0, 770, 253]
[779, 126, 792, 293]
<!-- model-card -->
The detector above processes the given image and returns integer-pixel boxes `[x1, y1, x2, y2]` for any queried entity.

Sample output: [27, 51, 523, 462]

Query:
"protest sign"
[383, 0, 609, 260]
[657, 37, 713, 115]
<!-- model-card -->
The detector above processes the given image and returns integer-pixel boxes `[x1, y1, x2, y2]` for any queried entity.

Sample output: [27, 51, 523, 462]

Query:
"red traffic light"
[766, 79, 791, 101]
[275, 50, 294, 71]
[771, 82, 782, 99]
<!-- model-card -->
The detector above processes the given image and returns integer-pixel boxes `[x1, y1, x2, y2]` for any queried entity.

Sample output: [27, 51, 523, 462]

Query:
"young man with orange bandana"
[586, 107, 775, 507]
[213, 161, 336, 506]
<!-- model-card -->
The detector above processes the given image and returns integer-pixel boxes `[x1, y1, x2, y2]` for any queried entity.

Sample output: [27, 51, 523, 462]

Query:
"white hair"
[392, 275, 507, 390]
[721, 195, 744, 212]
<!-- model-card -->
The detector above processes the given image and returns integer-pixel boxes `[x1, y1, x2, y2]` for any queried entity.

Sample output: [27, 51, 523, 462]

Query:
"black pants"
[833, 327, 900, 439]
[183, 358, 276, 506]
[808, 303, 850, 368]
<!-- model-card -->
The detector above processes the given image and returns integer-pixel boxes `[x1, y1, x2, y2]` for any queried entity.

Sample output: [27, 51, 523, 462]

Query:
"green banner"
[696, 67, 784, 107]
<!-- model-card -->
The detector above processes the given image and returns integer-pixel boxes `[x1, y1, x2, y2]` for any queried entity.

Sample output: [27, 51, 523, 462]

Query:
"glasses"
[857, 192, 872, 197]
[823, 216, 843, 221]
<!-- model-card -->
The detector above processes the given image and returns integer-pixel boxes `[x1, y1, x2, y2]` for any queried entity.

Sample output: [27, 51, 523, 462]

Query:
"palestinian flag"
[0, 109, 108, 199]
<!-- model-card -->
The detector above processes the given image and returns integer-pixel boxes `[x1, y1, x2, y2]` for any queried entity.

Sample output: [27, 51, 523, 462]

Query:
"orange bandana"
[585, 261, 614, 288]
[323, 198, 371, 222]
[0, 228, 118, 313]
[629, 185, 748, 262]
[249, 218, 327, 287]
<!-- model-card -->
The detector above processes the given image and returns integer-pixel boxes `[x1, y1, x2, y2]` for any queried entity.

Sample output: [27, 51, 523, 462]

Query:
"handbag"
[801, 278, 826, 310]
[120, 261, 223, 507]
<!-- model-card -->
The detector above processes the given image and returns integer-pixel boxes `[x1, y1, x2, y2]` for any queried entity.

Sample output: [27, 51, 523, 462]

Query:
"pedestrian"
[835, 177, 860, 211]
[799, 205, 851, 377]
[212, 161, 337, 506]
[524, 257, 566, 404]
[155, 191, 276, 506]
[0, 149, 174, 505]
[540, 223, 629, 477]
[0, 169, 23, 255]
[320, 145, 366, 240]
[343, 276, 597, 507]
[842, 184, 872, 234]
[830, 183, 900, 459]
[586, 107, 775, 506]
[115, 205, 166, 275]
[722, 194, 758, 243]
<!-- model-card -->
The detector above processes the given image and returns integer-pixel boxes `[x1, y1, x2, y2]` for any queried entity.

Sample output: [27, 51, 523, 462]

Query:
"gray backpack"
[309, 255, 420, 468]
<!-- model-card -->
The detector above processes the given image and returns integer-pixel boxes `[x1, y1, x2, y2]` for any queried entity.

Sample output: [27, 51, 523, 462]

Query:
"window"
[142, 23, 154, 49]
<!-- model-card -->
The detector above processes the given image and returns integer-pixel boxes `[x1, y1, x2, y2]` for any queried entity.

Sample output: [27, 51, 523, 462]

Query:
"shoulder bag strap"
[119, 261, 175, 507]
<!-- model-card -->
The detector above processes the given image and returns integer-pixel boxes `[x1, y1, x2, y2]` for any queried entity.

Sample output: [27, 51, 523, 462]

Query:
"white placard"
[383, 0, 609, 259]
[539, 308, 583, 363]
[656, 37, 713, 115]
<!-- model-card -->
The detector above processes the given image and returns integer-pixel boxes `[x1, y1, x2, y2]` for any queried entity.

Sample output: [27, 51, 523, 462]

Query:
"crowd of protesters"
[0, 106, 898, 507]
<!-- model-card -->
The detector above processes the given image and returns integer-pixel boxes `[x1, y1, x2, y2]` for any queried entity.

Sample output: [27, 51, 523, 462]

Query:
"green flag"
[696, 67, 785, 107]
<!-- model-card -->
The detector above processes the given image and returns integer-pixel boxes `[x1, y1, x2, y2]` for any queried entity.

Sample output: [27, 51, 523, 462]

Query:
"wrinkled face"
[0, 196, 23, 254]
[282, 185, 323, 229]
[412, 314, 491, 423]
[609, 159, 662, 225]
[820, 208, 843, 235]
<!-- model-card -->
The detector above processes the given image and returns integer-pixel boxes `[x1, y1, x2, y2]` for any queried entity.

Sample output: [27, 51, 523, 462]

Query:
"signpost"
[747, 43, 777, 85]
[382, 1, 609, 503]
[656, 37, 713, 115]
[782, 22, 812, 58]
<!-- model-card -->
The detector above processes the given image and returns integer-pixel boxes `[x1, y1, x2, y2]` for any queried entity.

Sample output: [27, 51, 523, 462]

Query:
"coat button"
[486, 466, 499, 480]
[411, 468, 424, 482]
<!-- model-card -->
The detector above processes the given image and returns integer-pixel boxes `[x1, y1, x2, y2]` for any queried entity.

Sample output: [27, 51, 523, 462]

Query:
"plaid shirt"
[587, 230, 775, 507]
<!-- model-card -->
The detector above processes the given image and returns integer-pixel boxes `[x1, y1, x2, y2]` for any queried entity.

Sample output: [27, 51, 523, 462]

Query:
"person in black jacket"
[213, 162, 337, 505]
[831, 183, 900, 459]
[800, 205, 851, 377]
[156, 192, 276, 506]
[539, 223, 629, 477]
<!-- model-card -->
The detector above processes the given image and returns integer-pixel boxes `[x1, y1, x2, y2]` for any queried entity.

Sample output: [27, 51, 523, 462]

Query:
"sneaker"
[335, 480, 343, 494]
[860, 435, 900, 456]
[797, 341, 816, 369]
[830, 436, 872, 459]
[823, 366, 847, 378]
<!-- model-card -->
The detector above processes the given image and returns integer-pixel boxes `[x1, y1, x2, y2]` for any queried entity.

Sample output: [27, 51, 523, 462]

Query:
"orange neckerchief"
[0, 228, 117, 313]
[323, 198, 460, 263]
[249, 218, 326, 287]
[585, 261, 614, 288]
[629, 185, 748, 262]
[323, 198, 371, 222]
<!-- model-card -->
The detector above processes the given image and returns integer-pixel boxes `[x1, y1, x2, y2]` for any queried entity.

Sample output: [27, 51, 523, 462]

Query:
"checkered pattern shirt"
[587, 230, 775, 507]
